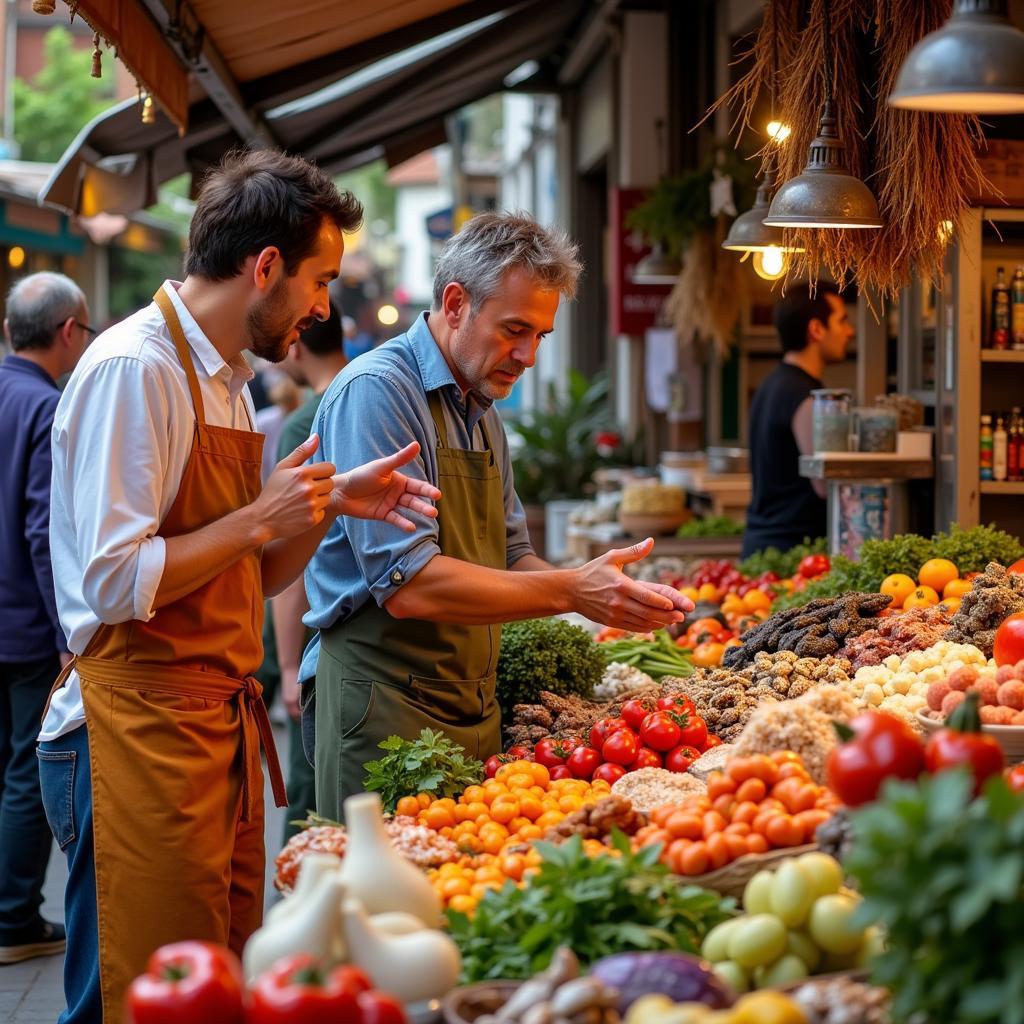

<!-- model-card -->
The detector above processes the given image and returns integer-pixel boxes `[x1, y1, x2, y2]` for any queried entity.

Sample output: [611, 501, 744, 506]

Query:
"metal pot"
[706, 446, 750, 474]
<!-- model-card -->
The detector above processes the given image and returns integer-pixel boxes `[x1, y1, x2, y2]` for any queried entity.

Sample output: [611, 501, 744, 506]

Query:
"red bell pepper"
[924, 692, 1005, 793]
[249, 956, 374, 1024]
[125, 941, 245, 1024]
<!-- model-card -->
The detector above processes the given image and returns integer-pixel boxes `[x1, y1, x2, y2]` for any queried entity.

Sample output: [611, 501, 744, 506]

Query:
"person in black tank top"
[742, 283, 854, 559]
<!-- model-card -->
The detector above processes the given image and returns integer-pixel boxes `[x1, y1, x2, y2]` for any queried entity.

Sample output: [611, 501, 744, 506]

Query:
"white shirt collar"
[160, 281, 254, 385]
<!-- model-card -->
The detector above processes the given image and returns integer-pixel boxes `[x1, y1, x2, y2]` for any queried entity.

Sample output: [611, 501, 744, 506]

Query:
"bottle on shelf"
[992, 267, 1011, 350]
[1013, 267, 1024, 351]
[1011, 408, 1023, 483]
[994, 415, 1008, 481]
[980, 414, 994, 480]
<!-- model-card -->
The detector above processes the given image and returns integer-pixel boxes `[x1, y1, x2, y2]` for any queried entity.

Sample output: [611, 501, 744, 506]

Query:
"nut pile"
[945, 561, 1024, 656]
[273, 816, 460, 891]
[477, 948, 620, 1024]
[505, 691, 615, 748]
[723, 593, 891, 668]
[543, 794, 647, 844]
[673, 653, 853, 743]
[840, 605, 953, 670]
[593, 662, 658, 702]
[791, 976, 891, 1024]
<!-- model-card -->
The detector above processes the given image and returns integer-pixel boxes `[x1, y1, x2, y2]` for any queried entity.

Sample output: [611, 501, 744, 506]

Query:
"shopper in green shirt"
[272, 303, 346, 838]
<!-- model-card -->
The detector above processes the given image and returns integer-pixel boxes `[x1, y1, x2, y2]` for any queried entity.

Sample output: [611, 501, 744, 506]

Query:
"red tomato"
[566, 746, 601, 780]
[656, 694, 697, 717]
[589, 717, 630, 751]
[826, 710, 926, 807]
[621, 697, 656, 733]
[602, 728, 640, 766]
[1005, 764, 1024, 793]
[549, 764, 574, 780]
[593, 762, 627, 785]
[357, 991, 409, 1024]
[484, 754, 509, 779]
[248, 956, 373, 1024]
[678, 713, 709, 751]
[560, 735, 586, 752]
[505, 745, 533, 761]
[665, 745, 702, 773]
[126, 942, 245, 1024]
[924, 693, 1005, 793]
[629, 746, 663, 771]
[994, 612, 1024, 667]
[703, 734, 723, 750]
[639, 711, 682, 752]
[798, 554, 831, 579]
[1008, 560, 1024, 575]
[533, 738, 571, 768]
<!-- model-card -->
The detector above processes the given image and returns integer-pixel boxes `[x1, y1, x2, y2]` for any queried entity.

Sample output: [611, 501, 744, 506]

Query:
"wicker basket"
[685, 844, 818, 898]
[441, 981, 521, 1024]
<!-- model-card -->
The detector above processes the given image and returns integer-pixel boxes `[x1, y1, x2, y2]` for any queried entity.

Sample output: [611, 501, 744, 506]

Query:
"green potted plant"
[510, 371, 616, 560]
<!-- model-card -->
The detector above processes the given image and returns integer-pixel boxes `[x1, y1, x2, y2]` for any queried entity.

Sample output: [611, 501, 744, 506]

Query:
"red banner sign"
[609, 187, 673, 336]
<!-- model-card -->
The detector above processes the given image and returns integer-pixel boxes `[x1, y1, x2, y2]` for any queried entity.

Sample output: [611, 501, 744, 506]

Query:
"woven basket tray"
[685, 844, 818, 897]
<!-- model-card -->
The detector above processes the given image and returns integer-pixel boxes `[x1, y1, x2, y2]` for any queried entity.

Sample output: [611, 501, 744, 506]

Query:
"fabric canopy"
[42, 0, 587, 216]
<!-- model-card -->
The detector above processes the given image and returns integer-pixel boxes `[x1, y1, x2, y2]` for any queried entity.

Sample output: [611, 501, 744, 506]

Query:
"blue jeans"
[0, 656, 58, 934]
[38, 725, 100, 1024]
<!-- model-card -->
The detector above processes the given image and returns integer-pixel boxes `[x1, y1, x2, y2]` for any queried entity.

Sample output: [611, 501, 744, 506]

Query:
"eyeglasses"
[74, 320, 98, 337]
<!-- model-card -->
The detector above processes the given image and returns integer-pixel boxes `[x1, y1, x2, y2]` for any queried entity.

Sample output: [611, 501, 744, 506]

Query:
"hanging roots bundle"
[709, 0, 990, 300]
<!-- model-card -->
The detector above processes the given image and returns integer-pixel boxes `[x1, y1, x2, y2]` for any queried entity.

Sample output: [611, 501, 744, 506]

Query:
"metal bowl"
[706, 447, 750, 474]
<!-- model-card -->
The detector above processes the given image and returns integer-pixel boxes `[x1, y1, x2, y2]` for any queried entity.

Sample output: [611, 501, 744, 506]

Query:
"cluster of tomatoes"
[487, 694, 720, 786]
[634, 751, 840, 877]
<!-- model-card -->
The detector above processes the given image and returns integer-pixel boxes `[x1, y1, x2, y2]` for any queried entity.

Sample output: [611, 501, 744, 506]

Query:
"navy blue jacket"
[0, 354, 67, 658]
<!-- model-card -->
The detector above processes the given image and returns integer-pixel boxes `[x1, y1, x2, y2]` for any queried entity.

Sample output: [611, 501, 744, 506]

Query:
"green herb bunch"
[446, 832, 735, 982]
[363, 729, 483, 813]
[738, 537, 829, 579]
[846, 770, 1024, 1024]
[497, 618, 604, 717]
[677, 516, 745, 538]
[931, 523, 1024, 575]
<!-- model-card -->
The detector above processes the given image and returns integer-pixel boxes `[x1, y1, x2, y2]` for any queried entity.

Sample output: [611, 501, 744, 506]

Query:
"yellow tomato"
[904, 585, 939, 609]
[943, 578, 972, 599]
[919, 558, 959, 594]
[880, 573, 916, 609]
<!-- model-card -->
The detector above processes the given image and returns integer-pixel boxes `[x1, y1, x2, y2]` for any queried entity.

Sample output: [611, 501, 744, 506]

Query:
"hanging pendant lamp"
[722, 169, 805, 252]
[632, 242, 681, 285]
[888, 0, 1024, 113]
[764, 99, 882, 228]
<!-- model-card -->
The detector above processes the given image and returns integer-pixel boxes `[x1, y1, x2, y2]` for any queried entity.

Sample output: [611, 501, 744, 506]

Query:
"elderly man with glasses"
[0, 270, 93, 964]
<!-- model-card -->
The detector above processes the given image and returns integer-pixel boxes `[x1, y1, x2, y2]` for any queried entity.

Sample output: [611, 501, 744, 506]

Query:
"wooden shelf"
[982, 350, 1024, 362]
[983, 208, 1024, 224]
[981, 481, 1024, 495]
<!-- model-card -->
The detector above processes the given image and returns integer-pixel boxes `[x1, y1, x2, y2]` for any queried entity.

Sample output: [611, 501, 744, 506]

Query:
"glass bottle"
[1013, 267, 1024, 350]
[994, 415, 1008, 482]
[992, 267, 1010, 350]
[1011, 408, 1023, 482]
[980, 415, 994, 480]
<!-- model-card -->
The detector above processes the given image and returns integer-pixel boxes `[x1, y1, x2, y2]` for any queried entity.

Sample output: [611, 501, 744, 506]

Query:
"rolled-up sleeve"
[55, 357, 168, 624]
[315, 373, 441, 608]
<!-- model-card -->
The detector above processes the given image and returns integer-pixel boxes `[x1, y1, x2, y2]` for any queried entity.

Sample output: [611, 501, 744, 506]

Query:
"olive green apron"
[314, 390, 505, 818]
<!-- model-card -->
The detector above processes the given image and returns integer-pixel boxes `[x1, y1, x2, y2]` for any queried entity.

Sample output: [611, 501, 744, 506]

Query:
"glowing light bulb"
[7, 246, 25, 269]
[753, 246, 787, 280]
[937, 219, 955, 243]
[767, 120, 792, 144]
[377, 304, 399, 327]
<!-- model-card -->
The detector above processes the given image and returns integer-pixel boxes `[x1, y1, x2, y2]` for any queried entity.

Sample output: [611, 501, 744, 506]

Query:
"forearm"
[272, 575, 310, 675]
[385, 554, 575, 624]
[511, 552, 556, 571]
[261, 514, 336, 597]
[155, 504, 268, 609]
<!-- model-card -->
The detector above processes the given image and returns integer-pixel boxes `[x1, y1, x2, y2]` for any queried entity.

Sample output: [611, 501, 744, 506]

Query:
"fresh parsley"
[446, 831, 735, 982]
[846, 770, 1024, 1024]
[362, 728, 483, 813]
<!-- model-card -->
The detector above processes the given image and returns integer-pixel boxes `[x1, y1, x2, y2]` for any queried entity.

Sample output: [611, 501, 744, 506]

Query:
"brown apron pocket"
[408, 674, 498, 724]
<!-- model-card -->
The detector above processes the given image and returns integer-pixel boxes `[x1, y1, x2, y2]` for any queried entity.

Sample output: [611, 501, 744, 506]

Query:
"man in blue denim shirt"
[302, 212, 692, 815]
[0, 272, 92, 963]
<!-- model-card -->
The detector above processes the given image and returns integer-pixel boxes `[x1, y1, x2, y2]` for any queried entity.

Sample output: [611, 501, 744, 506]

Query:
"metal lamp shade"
[889, 0, 1024, 113]
[722, 173, 805, 252]
[631, 243, 680, 285]
[764, 101, 882, 229]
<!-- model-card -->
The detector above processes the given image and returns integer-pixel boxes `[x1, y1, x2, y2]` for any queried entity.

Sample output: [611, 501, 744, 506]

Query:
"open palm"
[331, 441, 440, 532]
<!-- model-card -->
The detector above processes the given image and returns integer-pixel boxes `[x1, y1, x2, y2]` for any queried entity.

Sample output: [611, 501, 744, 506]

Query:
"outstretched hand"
[331, 441, 441, 532]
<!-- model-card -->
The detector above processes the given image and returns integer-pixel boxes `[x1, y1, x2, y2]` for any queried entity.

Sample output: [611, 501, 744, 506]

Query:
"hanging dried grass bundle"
[711, 0, 990, 299]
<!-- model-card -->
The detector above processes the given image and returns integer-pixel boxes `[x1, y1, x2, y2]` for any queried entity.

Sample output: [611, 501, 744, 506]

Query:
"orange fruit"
[939, 596, 962, 614]
[681, 586, 700, 604]
[943, 578, 972, 599]
[742, 589, 772, 614]
[904, 585, 940, 609]
[423, 804, 455, 830]
[396, 796, 422, 818]
[918, 558, 959, 594]
[880, 573, 916, 609]
[448, 894, 476, 915]
[697, 582, 721, 604]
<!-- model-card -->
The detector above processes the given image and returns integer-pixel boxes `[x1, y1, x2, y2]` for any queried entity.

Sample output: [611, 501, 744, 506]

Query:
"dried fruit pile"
[723, 593, 891, 667]
[945, 561, 1024, 656]
[840, 605, 953, 670]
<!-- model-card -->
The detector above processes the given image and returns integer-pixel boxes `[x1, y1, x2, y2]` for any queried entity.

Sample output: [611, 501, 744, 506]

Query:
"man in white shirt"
[38, 150, 440, 1023]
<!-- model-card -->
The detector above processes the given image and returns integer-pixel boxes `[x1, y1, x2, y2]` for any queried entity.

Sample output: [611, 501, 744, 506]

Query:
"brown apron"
[46, 288, 286, 1022]
[314, 389, 505, 820]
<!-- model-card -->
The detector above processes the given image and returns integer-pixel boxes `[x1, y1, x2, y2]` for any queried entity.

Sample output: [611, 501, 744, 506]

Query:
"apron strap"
[154, 287, 208, 429]
[427, 389, 449, 449]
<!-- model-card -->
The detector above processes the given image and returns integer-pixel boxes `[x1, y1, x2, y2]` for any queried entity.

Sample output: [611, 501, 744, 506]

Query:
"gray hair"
[6, 271, 86, 351]
[431, 211, 582, 311]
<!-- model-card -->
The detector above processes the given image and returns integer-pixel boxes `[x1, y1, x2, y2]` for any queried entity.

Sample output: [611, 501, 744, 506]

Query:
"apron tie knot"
[240, 676, 288, 822]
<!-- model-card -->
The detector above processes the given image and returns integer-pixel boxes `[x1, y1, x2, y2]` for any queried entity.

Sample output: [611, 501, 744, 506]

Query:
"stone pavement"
[0, 723, 292, 1023]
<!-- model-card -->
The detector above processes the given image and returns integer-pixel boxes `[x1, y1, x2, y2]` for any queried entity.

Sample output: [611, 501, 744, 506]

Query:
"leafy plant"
[676, 516, 745, 538]
[446, 831, 735, 982]
[738, 537, 829, 579]
[363, 729, 483, 813]
[497, 618, 604, 718]
[510, 371, 614, 505]
[846, 771, 1024, 1024]
[932, 523, 1024, 575]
